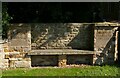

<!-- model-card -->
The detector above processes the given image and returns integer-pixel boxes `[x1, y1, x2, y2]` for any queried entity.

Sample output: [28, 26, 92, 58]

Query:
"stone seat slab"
[28, 49, 94, 55]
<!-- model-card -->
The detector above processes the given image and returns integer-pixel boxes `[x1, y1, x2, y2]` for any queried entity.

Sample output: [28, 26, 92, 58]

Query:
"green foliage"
[2, 3, 12, 39]
[2, 3, 12, 25]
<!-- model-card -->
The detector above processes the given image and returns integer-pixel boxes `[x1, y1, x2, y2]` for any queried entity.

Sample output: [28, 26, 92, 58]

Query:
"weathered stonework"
[0, 22, 120, 68]
[14, 61, 31, 68]
[29, 49, 94, 67]
[0, 53, 8, 68]
[8, 24, 31, 52]
[58, 55, 67, 67]
[1, 24, 31, 68]
[93, 24, 119, 65]
[32, 23, 94, 50]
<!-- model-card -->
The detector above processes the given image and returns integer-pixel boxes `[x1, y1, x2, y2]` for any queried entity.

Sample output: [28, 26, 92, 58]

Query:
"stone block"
[9, 60, 16, 67]
[3, 59, 9, 64]
[9, 58, 18, 61]
[5, 54, 10, 59]
[4, 48, 9, 52]
[9, 52, 25, 58]
[0, 59, 9, 68]
[0, 52, 5, 59]
[58, 55, 67, 67]
[14, 61, 31, 68]
[40, 47, 46, 49]
[23, 58, 31, 61]
[9, 52, 20, 55]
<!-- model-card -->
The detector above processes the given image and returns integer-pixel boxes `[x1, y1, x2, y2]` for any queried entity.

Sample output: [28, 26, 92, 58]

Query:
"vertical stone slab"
[93, 26, 98, 65]
[114, 30, 118, 61]
[94, 26, 97, 51]
[58, 55, 67, 67]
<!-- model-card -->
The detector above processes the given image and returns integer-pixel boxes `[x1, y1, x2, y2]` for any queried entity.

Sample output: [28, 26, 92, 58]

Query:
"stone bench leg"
[58, 55, 67, 67]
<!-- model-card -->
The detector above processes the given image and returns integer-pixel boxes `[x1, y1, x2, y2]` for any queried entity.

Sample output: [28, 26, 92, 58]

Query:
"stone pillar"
[93, 25, 97, 65]
[7, 24, 32, 68]
[114, 30, 118, 61]
[58, 55, 67, 67]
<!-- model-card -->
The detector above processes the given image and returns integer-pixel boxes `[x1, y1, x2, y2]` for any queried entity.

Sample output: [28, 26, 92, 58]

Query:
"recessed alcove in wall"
[31, 23, 94, 51]
[31, 55, 58, 67]
[67, 55, 93, 65]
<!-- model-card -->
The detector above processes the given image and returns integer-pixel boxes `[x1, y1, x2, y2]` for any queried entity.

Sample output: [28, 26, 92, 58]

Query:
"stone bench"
[28, 49, 94, 67]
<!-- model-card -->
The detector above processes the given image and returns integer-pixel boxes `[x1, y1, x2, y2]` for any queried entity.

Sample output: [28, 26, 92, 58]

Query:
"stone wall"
[8, 24, 31, 51]
[32, 23, 94, 50]
[93, 26, 118, 65]
[2, 24, 31, 68]
[1, 23, 119, 68]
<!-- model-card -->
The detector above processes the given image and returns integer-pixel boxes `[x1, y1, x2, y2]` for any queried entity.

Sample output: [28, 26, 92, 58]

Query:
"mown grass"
[2, 65, 120, 76]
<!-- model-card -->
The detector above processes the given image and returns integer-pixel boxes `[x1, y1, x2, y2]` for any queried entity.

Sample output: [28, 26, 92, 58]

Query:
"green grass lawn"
[1, 65, 120, 76]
